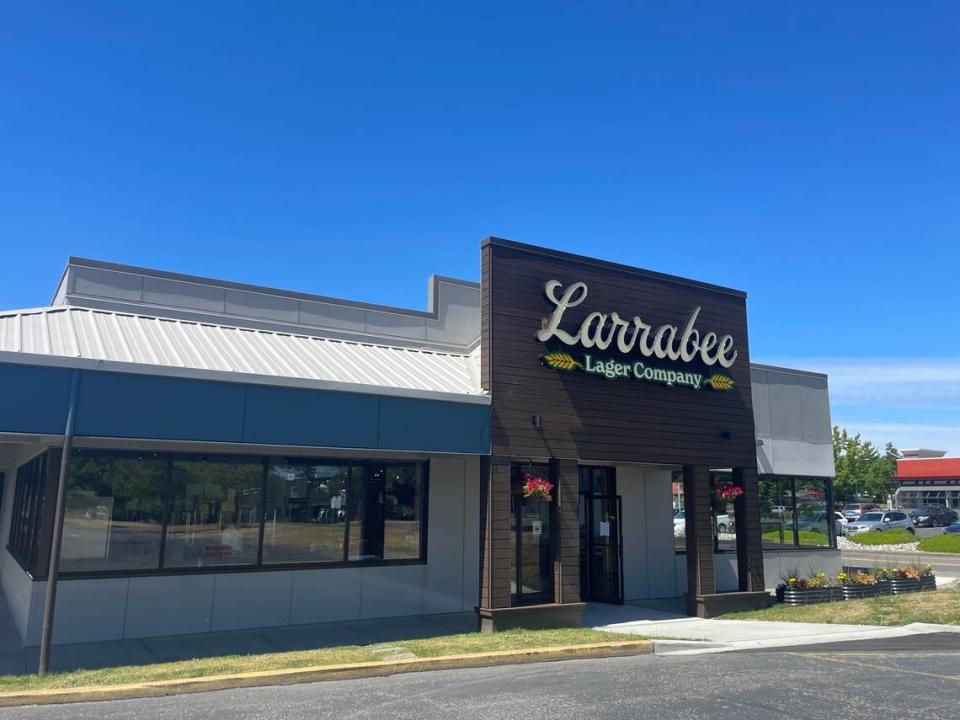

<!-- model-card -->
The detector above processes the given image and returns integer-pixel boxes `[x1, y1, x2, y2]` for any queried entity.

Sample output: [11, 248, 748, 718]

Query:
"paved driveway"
[3, 644, 959, 720]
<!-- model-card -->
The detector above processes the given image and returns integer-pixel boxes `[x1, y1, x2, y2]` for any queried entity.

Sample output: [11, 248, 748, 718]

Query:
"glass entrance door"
[510, 463, 555, 606]
[579, 467, 623, 604]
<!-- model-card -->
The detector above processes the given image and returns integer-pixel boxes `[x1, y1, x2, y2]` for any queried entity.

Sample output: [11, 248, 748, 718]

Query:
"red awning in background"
[896, 457, 960, 480]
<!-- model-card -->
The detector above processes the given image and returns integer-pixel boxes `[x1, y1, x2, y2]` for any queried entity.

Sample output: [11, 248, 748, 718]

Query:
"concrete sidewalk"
[585, 600, 960, 655]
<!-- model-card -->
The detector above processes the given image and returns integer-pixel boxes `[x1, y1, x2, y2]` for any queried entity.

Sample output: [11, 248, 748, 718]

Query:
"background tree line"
[832, 426, 900, 504]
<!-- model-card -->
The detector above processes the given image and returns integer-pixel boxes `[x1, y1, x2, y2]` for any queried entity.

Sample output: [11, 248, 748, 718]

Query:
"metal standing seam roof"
[0, 306, 486, 402]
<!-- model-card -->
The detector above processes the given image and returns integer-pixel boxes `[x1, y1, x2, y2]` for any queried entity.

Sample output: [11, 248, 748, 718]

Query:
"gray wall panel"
[360, 565, 427, 618]
[71, 266, 143, 302]
[224, 289, 300, 324]
[425, 457, 466, 614]
[767, 374, 803, 441]
[799, 375, 832, 444]
[460, 456, 481, 611]
[142, 277, 226, 313]
[750, 369, 771, 437]
[619, 466, 648, 601]
[644, 469, 677, 598]
[125, 575, 215, 637]
[211, 571, 294, 631]
[48, 578, 129, 644]
[290, 569, 362, 625]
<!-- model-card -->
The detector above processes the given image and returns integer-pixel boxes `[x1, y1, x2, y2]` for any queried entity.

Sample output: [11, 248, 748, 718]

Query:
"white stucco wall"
[5, 453, 480, 646]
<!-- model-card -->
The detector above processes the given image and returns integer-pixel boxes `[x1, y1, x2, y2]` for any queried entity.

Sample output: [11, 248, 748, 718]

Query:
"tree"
[832, 426, 900, 504]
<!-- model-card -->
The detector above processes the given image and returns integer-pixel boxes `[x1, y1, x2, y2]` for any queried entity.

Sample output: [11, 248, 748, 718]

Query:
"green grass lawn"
[0, 628, 640, 694]
[918, 533, 960, 553]
[762, 529, 830, 546]
[846, 528, 917, 546]
[721, 586, 960, 626]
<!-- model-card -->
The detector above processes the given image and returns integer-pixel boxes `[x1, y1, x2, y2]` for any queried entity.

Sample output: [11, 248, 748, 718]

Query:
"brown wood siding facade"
[484, 240, 757, 467]
[478, 238, 765, 624]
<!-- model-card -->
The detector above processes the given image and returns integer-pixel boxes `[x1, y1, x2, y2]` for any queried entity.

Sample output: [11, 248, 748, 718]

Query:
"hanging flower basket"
[519, 472, 554, 501]
[716, 483, 744, 502]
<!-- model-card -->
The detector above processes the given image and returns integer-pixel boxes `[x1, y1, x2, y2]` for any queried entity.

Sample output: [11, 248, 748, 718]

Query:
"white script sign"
[535, 280, 738, 369]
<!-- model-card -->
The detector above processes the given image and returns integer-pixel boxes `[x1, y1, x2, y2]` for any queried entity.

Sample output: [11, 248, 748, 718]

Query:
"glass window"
[760, 476, 794, 547]
[711, 471, 737, 552]
[262, 461, 349, 564]
[795, 478, 830, 547]
[164, 458, 263, 568]
[672, 471, 686, 552]
[383, 465, 423, 560]
[347, 464, 369, 560]
[510, 463, 554, 605]
[61, 452, 166, 572]
[7, 453, 48, 574]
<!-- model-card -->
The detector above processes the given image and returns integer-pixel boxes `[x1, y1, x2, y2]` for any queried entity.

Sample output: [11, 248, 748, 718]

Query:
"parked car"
[715, 513, 733, 533]
[944, 521, 960, 535]
[842, 503, 876, 521]
[796, 511, 845, 537]
[846, 510, 915, 536]
[910, 505, 959, 528]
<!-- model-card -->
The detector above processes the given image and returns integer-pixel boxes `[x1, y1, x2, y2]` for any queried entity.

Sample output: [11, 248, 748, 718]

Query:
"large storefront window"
[760, 476, 832, 549]
[8, 449, 429, 578]
[164, 458, 263, 568]
[382, 464, 423, 560]
[510, 463, 554, 605]
[62, 453, 166, 572]
[263, 462, 350, 564]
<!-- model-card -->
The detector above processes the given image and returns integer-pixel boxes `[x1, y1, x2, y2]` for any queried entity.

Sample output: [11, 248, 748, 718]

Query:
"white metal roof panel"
[0, 306, 486, 402]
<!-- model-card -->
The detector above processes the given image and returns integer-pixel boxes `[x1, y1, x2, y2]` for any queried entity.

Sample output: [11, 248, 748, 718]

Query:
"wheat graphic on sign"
[541, 352, 583, 372]
[703, 374, 735, 391]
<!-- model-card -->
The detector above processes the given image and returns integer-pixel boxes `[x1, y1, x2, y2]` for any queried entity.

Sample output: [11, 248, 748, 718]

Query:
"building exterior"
[0, 239, 837, 645]
[894, 451, 960, 509]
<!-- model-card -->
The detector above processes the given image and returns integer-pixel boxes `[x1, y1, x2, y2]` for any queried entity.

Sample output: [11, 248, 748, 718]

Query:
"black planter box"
[889, 578, 922, 595]
[782, 587, 842, 606]
[841, 584, 879, 601]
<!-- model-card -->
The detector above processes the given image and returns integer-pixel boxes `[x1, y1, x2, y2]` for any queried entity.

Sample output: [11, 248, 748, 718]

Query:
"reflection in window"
[711, 471, 737, 552]
[8, 453, 48, 574]
[510, 463, 554, 605]
[760, 476, 793, 547]
[383, 465, 422, 560]
[62, 453, 166, 572]
[672, 471, 686, 552]
[263, 462, 349, 564]
[760, 476, 833, 548]
[164, 459, 263, 568]
[795, 478, 830, 547]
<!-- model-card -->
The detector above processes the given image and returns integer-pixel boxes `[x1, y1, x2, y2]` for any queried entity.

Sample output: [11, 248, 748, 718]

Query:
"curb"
[0, 640, 652, 707]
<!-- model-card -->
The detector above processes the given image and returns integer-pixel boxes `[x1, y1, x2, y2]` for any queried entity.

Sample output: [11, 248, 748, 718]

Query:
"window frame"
[8, 448, 429, 581]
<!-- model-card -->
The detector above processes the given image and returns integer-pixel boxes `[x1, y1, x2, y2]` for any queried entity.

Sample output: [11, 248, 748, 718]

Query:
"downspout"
[38, 369, 80, 675]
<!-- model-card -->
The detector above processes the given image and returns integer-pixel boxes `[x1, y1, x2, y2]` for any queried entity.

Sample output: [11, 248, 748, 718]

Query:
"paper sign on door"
[599, 521, 610, 537]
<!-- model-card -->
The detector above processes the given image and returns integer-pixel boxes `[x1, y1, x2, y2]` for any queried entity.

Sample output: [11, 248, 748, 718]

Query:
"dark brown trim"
[481, 236, 747, 298]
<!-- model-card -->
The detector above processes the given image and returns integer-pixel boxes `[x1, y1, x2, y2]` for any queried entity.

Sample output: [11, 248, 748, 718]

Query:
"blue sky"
[2, 2, 958, 452]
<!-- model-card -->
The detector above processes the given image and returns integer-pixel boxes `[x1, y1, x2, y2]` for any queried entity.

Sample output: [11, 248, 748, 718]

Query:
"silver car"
[845, 510, 915, 536]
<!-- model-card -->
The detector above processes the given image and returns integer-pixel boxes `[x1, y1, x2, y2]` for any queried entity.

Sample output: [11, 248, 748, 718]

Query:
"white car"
[715, 514, 733, 533]
[846, 510, 914, 536]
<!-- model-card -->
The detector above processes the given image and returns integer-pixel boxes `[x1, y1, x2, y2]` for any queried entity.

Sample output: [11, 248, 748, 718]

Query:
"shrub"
[847, 529, 916, 546]
[918, 534, 960, 554]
